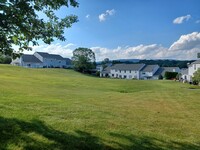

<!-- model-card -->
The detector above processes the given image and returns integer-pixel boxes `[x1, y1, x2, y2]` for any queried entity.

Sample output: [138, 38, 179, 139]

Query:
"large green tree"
[72, 47, 96, 73]
[0, 0, 78, 57]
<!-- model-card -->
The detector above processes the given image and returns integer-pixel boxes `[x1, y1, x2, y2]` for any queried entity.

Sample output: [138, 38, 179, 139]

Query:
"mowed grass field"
[0, 64, 200, 150]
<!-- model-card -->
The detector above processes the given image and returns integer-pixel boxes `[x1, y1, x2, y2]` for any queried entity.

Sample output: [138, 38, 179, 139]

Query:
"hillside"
[0, 65, 200, 150]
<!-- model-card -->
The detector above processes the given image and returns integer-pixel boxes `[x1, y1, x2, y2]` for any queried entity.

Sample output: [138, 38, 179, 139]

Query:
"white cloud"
[91, 45, 169, 61]
[99, 9, 115, 22]
[173, 15, 191, 24]
[22, 32, 200, 61]
[106, 9, 115, 16]
[92, 32, 200, 61]
[169, 32, 200, 51]
[196, 20, 200, 24]
[24, 43, 75, 59]
[85, 14, 90, 19]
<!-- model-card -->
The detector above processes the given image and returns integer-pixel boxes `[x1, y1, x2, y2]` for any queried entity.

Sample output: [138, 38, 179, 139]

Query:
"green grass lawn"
[0, 64, 200, 150]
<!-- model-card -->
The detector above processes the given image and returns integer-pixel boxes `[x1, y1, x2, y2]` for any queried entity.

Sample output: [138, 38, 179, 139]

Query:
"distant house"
[110, 64, 145, 79]
[140, 65, 159, 80]
[100, 64, 181, 80]
[187, 60, 200, 82]
[101, 64, 146, 79]
[34, 52, 67, 68]
[100, 66, 112, 77]
[11, 52, 72, 68]
[21, 54, 43, 68]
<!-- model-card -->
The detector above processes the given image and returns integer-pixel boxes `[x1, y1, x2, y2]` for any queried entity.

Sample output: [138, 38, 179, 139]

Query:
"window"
[129, 70, 131, 73]
[194, 64, 196, 70]
[112, 74, 114, 77]
[119, 70, 121, 73]
[116, 74, 118, 77]
[124, 70, 126, 73]
[124, 75, 127, 79]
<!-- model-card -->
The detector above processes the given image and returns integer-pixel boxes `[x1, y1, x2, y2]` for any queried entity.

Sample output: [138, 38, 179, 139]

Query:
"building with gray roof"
[140, 65, 159, 79]
[187, 60, 200, 82]
[100, 64, 183, 80]
[11, 52, 72, 68]
[101, 64, 146, 79]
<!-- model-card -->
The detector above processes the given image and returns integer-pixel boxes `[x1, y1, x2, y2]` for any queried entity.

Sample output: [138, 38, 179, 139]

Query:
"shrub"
[164, 72, 178, 80]
[192, 69, 200, 85]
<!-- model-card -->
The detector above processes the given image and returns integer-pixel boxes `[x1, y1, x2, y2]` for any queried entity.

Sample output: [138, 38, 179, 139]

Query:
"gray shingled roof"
[141, 65, 158, 72]
[22, 55, 42, 63]
[36, 52, 65, 60]
[181, 68, 188, 75]
[102, 66, 112, 74]
[65, 58, 72, 65]
[154, 68, 164, 76]
[111, 64, 145, 71]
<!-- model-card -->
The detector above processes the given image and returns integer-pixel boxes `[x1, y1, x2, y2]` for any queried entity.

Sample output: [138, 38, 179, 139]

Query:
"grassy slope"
[0, 64, 200, 150]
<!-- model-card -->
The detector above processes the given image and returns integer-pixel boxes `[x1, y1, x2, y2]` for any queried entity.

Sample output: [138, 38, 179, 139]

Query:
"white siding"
[188, 63, 200, 82]
[188, 64, 200, 76]
[110, 69, 139, 79]
[43, 58, 66, 68]
[21, 62, 43, 68]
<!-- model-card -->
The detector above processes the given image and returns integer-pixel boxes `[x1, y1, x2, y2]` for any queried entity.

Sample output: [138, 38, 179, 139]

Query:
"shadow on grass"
[0, 117, 109, 150]
[108, 133, 200, 150]
[0, 117, 199, 150]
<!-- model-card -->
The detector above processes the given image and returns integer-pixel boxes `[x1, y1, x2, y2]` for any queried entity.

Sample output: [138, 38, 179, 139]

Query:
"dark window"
[124, 75, 127, 78]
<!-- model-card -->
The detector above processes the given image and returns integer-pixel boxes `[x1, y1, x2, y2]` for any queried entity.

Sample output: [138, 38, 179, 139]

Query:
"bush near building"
[192, 69, 200, 85]
[164, 71, 178, 80]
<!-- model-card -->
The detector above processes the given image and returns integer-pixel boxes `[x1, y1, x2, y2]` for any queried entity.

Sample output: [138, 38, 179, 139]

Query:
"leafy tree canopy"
[0, 0, 79, 57]
[72, 47, 96, 73]
[0, 53, 12, 64]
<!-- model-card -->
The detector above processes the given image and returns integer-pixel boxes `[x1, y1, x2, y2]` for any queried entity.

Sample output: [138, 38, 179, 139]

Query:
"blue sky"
[27, 0, 200, 61]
